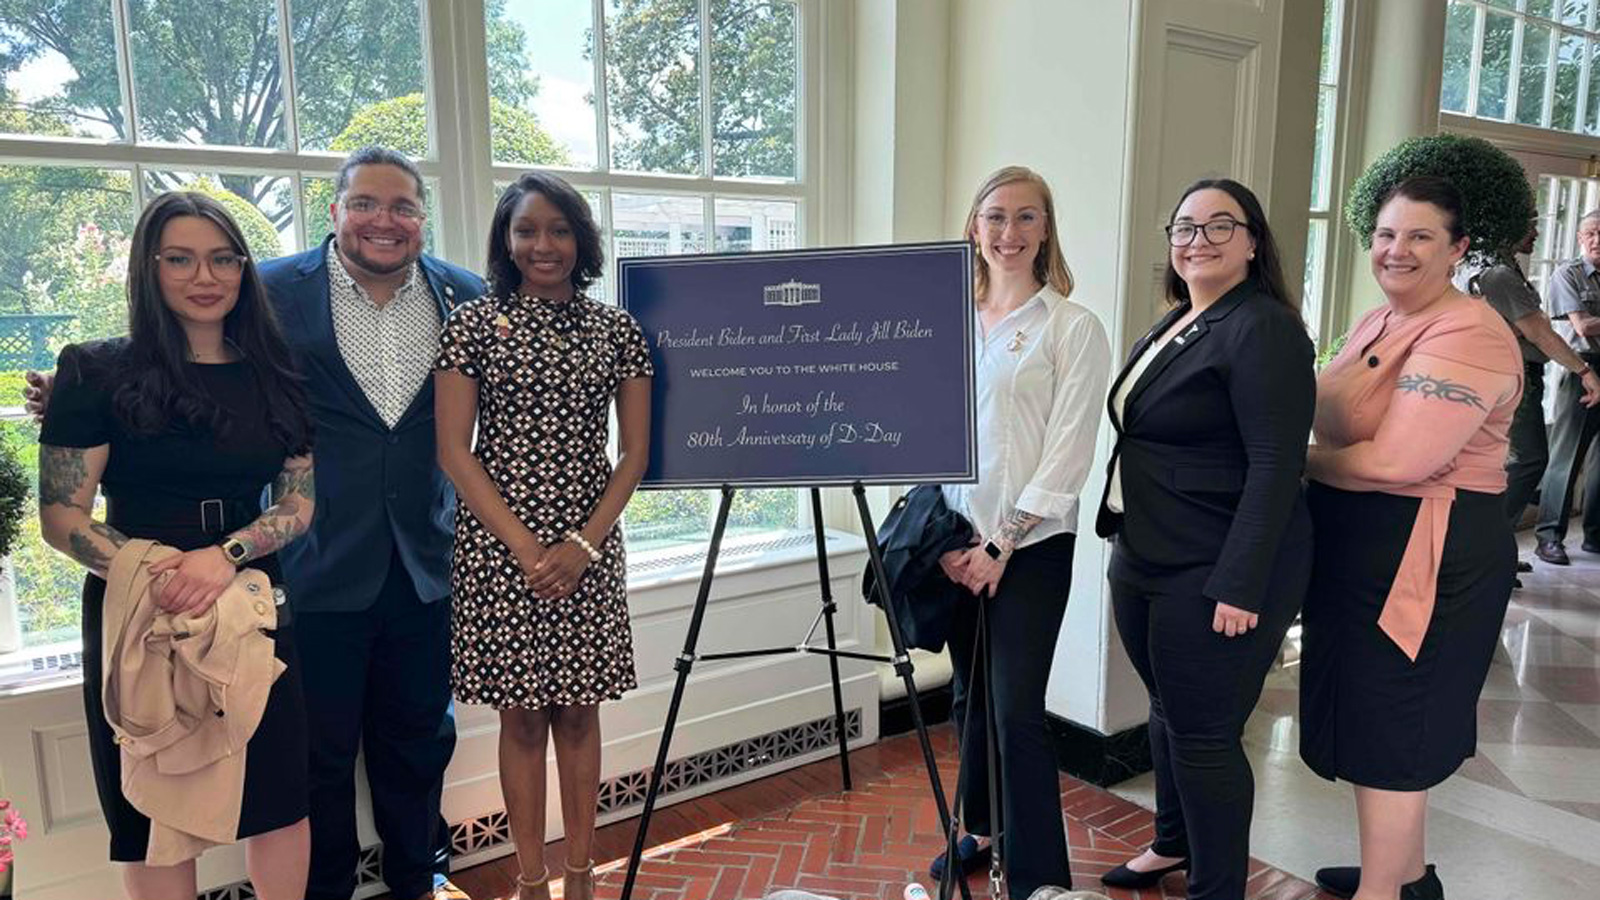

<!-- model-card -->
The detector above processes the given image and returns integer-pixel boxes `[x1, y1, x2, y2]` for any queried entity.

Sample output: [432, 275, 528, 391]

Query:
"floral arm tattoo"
[39, 445, 127, 578]
[227, 455, 314, 562]
[992, 508, 1043, 556]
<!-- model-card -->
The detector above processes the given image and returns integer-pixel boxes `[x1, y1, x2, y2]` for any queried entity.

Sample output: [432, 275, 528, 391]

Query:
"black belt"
[105, 494, 262, 536]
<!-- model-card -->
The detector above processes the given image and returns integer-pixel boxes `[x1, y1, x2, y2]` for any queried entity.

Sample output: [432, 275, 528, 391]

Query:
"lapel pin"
[1007, 329, 1029, 353]
[494, 313, 512, 339]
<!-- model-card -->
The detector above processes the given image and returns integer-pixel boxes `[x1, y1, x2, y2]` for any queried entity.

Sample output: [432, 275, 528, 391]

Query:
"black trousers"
[297, 549, 458, 900]
[1535, 355, 1600, 545]
[1504, 361, 1549, 526]
[947, 532, 1074, 899]
[1109, 540, 1306, 900]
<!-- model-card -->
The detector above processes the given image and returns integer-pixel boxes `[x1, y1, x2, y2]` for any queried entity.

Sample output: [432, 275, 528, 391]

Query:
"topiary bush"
[0, 441, 29, 572]
[1345, 133, 1535, 265]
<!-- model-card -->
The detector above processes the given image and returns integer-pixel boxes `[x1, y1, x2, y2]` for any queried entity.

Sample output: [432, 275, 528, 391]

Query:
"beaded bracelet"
[566, 531, 602, 562]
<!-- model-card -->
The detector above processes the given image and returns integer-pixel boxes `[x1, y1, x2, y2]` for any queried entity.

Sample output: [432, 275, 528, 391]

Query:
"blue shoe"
[929, 835, 991, 880]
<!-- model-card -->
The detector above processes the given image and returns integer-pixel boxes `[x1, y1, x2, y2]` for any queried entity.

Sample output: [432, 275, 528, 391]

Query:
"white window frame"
[1445, 0, 1600, 133]
[0, 0, 828, 660]
[1305, 0, 1349, 345]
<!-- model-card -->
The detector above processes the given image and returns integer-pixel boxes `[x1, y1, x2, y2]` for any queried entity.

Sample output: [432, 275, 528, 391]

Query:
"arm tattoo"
[39, 446, 90, 509]
[233, 459, 314, 561]
[1395, 373, 1487, 410]
[994, 508, 1043, 553]
[67, 521, 128, 576]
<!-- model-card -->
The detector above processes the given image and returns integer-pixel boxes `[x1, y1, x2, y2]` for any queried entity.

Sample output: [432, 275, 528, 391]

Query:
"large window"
[1443, 0, 1600, 135]
[1304, 0, 1345, 341]
[0, 0, 812, 652]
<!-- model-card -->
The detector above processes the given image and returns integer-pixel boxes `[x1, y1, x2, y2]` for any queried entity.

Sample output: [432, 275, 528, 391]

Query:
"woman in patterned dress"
[434, 172, 653, 900]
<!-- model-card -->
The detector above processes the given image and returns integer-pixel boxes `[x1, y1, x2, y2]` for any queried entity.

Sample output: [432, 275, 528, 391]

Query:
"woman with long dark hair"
[435, 171, 653, 900]
[1095, 178, 1315, 899]
[38, 191, 316, 900]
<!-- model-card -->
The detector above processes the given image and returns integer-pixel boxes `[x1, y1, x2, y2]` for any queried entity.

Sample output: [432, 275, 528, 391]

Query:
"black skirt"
[1299, 483, 1514, 790]
[80, 534, 308, 863]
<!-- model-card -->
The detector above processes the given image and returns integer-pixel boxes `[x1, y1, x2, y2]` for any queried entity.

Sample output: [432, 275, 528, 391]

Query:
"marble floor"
[1112, 529, 1600, 900]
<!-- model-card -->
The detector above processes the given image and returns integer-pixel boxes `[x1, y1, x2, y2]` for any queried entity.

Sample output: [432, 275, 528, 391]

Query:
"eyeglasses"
[342, 197, 426, 223]
[976, 210, 1046, 232]
[1165, 218, 1246, 247]
[153, 251, 249, 281]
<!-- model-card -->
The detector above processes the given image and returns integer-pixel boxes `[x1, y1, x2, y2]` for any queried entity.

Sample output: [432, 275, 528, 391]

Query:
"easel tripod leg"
[811, 486, 853, 790]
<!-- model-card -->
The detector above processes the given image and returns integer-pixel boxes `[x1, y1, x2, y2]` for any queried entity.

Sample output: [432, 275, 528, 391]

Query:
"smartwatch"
[983, 540, 1005, 560]
[219, 537, 250, 567]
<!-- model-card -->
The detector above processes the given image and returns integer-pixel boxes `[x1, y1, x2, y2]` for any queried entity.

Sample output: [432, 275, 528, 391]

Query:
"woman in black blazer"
[1095, 179, 1315, 900]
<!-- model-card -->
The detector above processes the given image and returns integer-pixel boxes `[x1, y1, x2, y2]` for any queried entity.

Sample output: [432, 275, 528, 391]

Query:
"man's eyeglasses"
[342, 198, 426, 223]
[153, 251, 249, 281]
[1165, 218, 1246, 247]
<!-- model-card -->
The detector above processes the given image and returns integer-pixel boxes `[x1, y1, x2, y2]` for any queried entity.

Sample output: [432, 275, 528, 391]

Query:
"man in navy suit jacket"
[259, 147, 483, 900]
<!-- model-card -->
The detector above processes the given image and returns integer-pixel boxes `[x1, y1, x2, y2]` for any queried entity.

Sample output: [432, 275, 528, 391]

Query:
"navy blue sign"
[619, 242, 977, 488]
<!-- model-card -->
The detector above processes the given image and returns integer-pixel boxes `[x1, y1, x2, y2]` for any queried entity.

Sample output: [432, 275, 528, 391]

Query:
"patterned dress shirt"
[328, 244, 441, 428]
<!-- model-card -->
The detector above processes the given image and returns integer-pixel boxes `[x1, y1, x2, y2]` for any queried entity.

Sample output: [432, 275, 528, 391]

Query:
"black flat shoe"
[929, 835, 991, 881]
[1314, 864, 1442, 900]
[1099, 857, 1187, 889]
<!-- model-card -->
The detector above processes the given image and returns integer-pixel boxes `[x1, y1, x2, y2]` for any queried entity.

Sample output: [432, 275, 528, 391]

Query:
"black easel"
[620, 482, 971, 900]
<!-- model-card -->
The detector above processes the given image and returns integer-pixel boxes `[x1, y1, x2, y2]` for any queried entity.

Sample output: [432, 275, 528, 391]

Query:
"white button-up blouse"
[943, 285, 1111, 548]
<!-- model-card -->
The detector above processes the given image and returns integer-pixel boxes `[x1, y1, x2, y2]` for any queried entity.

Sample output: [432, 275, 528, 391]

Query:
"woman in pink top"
[1302, 176, 1522, 900]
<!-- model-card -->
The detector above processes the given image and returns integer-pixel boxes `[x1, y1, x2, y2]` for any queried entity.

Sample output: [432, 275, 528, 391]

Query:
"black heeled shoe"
[1314, 863, 1443, 900]
[1099, 856, 1187, 889]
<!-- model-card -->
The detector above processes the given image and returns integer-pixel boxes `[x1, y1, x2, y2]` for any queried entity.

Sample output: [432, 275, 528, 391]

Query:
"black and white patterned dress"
[434, 293, 655, 708]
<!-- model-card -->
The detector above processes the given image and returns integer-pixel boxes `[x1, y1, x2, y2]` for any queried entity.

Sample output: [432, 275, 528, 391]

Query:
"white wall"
[943, 0, 1148, 734]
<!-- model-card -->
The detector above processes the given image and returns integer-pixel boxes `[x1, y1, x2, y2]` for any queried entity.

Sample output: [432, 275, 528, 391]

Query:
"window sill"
[0, 529, 870, 698]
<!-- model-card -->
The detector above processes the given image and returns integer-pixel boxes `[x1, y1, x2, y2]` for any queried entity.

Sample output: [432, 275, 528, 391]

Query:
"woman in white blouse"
[934, 166, 1111, 898]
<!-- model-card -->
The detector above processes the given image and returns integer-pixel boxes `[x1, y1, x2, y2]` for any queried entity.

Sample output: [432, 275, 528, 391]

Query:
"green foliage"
[179, 177, 283, 260]
[0, 438, 27, 561]
[599, 0, 796, 177]
[1345, 133, 1536, 265]
[0, 416, 81, 644]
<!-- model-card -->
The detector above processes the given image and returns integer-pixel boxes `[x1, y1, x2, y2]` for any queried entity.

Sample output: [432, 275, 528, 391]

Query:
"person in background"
[932, 165, 1111, 899]
[434, 171, 653, 900]
[1458, 220, 1600, 578]
[1094, 178, 1314, 900]
[1531, 210, 1600, 566]
[38, 191, 315, 900]
[1303, 176, 1522, 900]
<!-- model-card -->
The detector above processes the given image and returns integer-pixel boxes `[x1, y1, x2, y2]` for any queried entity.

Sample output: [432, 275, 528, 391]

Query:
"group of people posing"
[934, 167, 1524, 900]
[27, 143, 1530, 900]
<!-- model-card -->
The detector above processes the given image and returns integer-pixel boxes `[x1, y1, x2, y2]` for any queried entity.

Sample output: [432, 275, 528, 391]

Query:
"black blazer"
[1094, 279, 1315, 612]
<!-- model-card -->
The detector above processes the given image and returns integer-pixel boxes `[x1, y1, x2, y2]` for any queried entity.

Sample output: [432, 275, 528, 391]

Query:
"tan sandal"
[563, 859, 595, 900]
[516, 866, 551, 900]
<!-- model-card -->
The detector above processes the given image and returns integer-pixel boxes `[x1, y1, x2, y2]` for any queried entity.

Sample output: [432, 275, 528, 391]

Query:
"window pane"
[1529, 0, 1557, 20]
[612, 193, 706, 259]
[1560, 0, 1593, 28]
[726, 488, 798, 538]
[1443, 1, 1478, 114]
[582, 189, 611, 302]
[492, 1, 587, 168]
[1554, 30, 1584, 130]
[143, 172, 294, 259]
[0, 167, 135, 649]
[1319, 0, 1341, 86]
[1310, 86, 1335, 211]
[711, 0, 797, 179]
[1587, 38, 1600, 134]
[1518, 22, 1552, 126]
[713, 198, 797, 252]
[1478, 11, 1517, 120]
[1484, 0, 1516, 9]
[127, 0, 286, 148]
[290, 0, 427, 153]
[605, 0, 702, 175]
[1303, 219, 1327, 343]
[0, 165, 135, 347]
[625, 489, 712, 551]
[0, 3, 123, 139]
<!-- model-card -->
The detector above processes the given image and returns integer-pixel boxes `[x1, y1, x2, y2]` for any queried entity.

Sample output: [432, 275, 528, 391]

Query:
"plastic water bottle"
[903, 884, 930, 900]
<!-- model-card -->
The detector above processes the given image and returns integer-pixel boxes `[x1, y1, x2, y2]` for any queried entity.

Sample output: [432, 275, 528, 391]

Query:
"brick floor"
[415, 725, 1332, 900]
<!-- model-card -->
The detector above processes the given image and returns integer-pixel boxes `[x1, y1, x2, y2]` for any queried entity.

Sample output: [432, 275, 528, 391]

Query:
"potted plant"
[0, 441, 30, 654]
